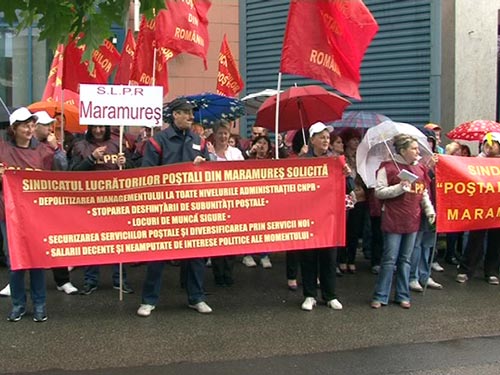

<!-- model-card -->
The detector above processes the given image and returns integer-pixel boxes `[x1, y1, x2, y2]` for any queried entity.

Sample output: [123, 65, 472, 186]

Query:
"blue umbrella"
[182, 93, 245, 127]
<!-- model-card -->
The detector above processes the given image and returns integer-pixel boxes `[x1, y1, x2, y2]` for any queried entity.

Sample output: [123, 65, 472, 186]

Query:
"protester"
[33, 111, 79, 295]
[371, 134, 435, 309]
[137, 97, 212, 317]
[70, 125, 134, 295]
[0, 108, 66, 322]
[456, 132, 500, 285]
[409, 128, 443, 293]
[299, 122, 343, 311]
[207, 120, 244, 286]
[242, 134, 274, 269]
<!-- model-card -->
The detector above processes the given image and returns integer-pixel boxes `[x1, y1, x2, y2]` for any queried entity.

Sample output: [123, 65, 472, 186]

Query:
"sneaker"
[80, 284, 97, 295]
[137, 304, 155, 317]
[431, 262, 444, 272]
[33, 306, 47, 322]
[188, 301, 213, 314]
[206, 258, 212, 267]
[301, 297, 317, 311]
[456, 273, 468, 283]
[57, 282, 79, 295]
[260, 256, 272, 269]
[326, 299, 343, 310]
[287, 279, 298, 291]
[426, 277, 443, 289]
[0, 283, 11, 297]
[242, 255, 257, 268]
[410, 280, 424, 292]
[487, 276, 500, 285]
[371, 265, 380, 275]
[113, 282, 134, 294]
[7, 306, 26, 322]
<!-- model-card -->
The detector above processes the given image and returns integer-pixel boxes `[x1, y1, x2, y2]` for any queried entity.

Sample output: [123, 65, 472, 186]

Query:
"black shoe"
[445, 257, 459, 265]
[113, 283, 134, 294]
[7, 306, 26, 322]
[80, 284, 97, 295]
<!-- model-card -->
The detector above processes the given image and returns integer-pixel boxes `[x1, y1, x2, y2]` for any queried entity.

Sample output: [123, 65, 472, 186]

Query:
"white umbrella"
[356, 120, 433, 188]
[241, 89, 281, 115]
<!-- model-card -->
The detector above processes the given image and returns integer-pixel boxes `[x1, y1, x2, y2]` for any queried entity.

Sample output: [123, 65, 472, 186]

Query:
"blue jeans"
[10, 269, 46, 309]
[84, 264, 127, 286]
[373, 232, 417, 304]
[142, 258, 206, 306]
[410, 230, 435, 284]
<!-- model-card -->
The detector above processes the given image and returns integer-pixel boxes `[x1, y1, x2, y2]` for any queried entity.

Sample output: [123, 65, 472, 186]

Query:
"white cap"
[483, 132, 500, 144]
[34, 111, 56, 125]
[9, 107, 37, 126]
[309, 121, 333, 138]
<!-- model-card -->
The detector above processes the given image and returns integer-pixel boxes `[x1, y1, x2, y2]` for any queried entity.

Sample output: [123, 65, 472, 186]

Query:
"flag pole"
[118, 124, 124, 302]
[274, 72, 282, 159]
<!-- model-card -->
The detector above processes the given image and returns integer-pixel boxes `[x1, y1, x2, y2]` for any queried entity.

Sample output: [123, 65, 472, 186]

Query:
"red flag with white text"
[216, 34, 244, 97]
[130, 16, 174, 95]
[114, 29, 137, 85]
[280, 0, 378, 100]
[155, 0, 211, 69]
[62, 36, 121, 92]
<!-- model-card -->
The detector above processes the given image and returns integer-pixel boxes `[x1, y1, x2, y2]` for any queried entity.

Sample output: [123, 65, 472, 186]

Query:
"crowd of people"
[0, 98, 499, 322]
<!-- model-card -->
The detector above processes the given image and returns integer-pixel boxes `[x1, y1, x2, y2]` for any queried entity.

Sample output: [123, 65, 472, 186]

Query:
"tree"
[0, 0, 166, 60]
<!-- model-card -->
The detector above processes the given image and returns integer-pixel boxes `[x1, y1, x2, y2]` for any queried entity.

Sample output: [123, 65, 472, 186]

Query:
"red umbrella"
[447, 120, 500, 141]
[255, 85, 351, 132]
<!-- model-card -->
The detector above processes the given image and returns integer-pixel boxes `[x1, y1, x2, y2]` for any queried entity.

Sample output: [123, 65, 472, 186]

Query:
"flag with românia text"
[280, 0, 378, 100]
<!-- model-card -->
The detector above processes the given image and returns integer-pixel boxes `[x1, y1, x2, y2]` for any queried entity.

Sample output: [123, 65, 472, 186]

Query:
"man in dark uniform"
[137, 97, 212, 317]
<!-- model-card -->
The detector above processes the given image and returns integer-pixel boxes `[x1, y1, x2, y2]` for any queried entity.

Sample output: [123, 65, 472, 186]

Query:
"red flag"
[155, 0, 211, 69]
[42, 44, 64, 100]
[280, 0, 378, 100]
[129, 16, 173, 95]
[62, 35, 121, 92]
[216, 34, 244, 97]
[114, 30, 137, 84]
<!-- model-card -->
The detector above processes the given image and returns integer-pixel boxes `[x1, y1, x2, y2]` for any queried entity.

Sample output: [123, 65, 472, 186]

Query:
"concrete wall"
[447, 0, 500, 129]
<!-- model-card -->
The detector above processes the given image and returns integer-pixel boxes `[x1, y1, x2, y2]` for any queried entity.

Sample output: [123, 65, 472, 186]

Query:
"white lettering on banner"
[79, 84, 163, 127]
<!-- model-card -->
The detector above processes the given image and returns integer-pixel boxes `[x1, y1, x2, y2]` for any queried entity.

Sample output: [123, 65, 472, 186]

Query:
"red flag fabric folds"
[155, 0, 211, 69]
[130, 16, 173, 96]
[280, 0, 378, 100]
[114, 29, 137, 85]
[216, 34, 244, 97]
[42, 44, 64, 101]
[62, 36, 121, 92]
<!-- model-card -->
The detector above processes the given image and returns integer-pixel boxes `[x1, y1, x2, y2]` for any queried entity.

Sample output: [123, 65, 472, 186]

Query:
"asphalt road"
[1, 252, 500, 374]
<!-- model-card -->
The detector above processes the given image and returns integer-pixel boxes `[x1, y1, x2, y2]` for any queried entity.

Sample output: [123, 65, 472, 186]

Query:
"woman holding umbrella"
[371, 134, 435, 309]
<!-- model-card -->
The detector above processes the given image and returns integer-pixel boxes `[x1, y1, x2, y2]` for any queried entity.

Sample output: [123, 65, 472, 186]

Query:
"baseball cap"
[309, 122, 333, 138]
[166, 97, 197, 112]
[34, 111, 56, 125]
[424, 123, 441, 131]
[9, 107, 37, 126]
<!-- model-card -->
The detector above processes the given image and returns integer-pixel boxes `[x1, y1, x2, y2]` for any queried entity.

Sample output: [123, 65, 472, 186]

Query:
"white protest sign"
[79, 84, 163, 127]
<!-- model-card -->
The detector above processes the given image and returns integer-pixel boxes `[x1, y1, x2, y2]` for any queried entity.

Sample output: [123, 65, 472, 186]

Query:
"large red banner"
[4, 158, 345, 270]
[436, 155, 500, 233]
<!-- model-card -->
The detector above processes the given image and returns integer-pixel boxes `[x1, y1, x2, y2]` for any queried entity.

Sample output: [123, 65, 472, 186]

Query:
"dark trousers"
[446, 232, 464, 260]
[339, 201, 367, 264]
[52, 267, 70, 287]
[212, 256, 234, 284]
[286, 251, 300, 280]
[300, 248, 337, 301]
[458, 229, 500, 278]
